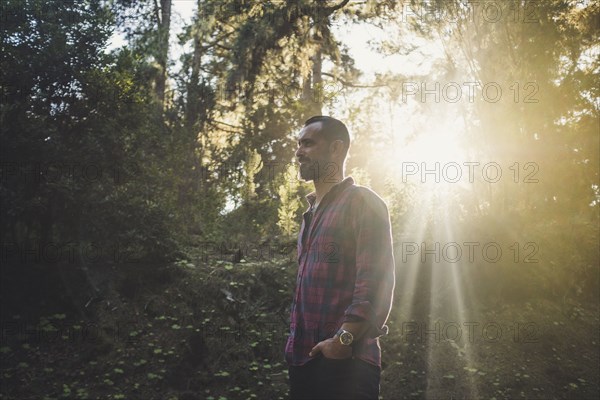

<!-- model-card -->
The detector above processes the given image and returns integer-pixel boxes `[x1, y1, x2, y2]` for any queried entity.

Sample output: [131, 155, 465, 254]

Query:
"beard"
[300, 154, 336, 182]
[299, 160, 319, 181]
[298, 157, 341, 182]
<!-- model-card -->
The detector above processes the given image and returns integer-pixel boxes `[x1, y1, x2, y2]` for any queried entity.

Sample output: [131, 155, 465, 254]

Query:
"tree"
[113, 0, 172, 109]
[277, 163, 302, 237]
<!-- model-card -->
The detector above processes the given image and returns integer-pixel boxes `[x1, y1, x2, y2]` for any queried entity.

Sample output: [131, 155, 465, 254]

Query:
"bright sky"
[331, 17, 443, 78]
[107, 1, 443, 78]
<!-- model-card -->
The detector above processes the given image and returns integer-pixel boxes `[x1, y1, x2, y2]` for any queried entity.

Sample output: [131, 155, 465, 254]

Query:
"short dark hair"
[304, 116, 350, 150]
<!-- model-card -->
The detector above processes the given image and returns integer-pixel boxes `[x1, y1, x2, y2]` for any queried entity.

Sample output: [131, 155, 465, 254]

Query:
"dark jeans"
[288, 356, 380, 400]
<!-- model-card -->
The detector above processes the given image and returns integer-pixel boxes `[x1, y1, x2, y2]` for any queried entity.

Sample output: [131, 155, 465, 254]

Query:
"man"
[285, 116, 396, 399]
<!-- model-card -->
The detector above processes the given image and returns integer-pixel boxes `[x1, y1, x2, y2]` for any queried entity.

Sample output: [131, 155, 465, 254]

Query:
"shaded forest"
[1, 0, 598, 399]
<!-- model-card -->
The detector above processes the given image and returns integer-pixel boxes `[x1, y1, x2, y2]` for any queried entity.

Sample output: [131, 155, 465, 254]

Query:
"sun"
[404, 117, 466, 163]
[393, 113, 471, 191]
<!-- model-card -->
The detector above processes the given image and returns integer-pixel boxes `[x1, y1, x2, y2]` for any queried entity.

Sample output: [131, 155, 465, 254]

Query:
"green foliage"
[242, 149, 262, 203]
[0, 0, 216, 264]
[277, 163, 302, 237]
[349, 166, 371, 187]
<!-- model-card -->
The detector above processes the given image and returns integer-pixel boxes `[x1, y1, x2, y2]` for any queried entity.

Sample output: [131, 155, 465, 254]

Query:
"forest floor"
[1, 245, 598, 400]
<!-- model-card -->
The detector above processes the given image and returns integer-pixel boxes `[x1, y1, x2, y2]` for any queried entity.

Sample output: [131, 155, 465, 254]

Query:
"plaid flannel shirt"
[285, 177, 395, 368]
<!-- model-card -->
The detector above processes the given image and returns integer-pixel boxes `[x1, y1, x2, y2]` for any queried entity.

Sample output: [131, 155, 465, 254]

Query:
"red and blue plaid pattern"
[285, 177, 396, 368]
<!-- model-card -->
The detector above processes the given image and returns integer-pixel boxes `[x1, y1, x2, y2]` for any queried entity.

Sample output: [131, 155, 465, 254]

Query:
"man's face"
[295, 122, 332, 182]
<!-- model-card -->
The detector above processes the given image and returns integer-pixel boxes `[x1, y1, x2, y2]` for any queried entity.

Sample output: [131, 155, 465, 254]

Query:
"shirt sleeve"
[342, 188, 396, 338]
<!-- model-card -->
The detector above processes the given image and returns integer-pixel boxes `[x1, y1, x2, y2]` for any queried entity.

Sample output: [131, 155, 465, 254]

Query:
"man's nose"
[295, 146, 303, 159]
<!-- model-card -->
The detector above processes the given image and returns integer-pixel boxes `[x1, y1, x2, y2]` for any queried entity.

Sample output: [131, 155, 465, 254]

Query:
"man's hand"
[309, 337, 352, 359]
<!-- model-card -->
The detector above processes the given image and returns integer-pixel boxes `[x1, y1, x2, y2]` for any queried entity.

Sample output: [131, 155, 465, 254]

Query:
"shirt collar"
[305, 176, 355, 206]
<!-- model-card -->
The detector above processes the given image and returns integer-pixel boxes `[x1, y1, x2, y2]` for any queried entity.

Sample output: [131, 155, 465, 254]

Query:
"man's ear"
[329, 139, 345, 157]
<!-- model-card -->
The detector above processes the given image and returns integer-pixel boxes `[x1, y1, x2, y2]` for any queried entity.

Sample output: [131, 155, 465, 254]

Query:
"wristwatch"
[336, 328, 354, 346]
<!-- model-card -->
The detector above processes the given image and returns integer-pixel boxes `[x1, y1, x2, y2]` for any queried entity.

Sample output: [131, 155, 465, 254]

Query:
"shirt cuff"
[343, 303, 388, 338]
[342, 314, 365, 323]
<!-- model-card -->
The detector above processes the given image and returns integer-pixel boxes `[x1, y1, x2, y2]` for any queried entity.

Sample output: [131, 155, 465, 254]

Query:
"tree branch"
[210, 119, 245, 133]
[153, 0, 161, 25]
[324, 0, 351, 14]
[321, 72, 387, 88]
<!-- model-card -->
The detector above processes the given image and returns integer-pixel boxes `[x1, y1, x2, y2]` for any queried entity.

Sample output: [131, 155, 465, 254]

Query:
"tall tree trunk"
[311, 47, 323, 115]
[302, 70, 312, 114]
[304, 0, 349, 116]
[302, 26, 323, 117]
[186, 1, 203, 129]
[155, 0, 171, 108]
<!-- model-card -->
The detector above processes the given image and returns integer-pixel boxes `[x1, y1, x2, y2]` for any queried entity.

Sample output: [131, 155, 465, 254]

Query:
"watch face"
[340, 331, 353, 345]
